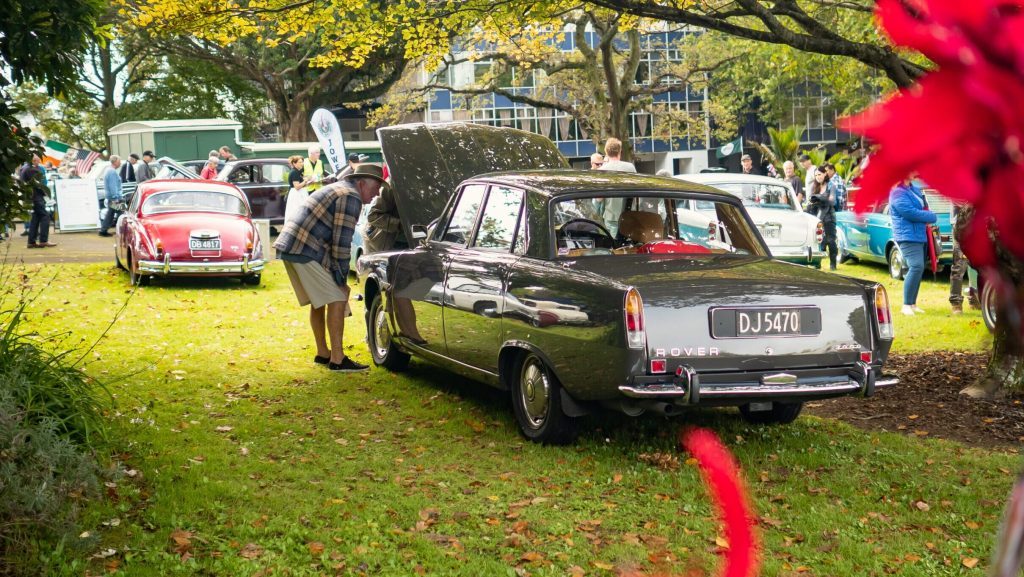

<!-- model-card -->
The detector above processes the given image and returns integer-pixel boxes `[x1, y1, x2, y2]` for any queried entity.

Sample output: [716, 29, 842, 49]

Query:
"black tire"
[511, 352, 577, 445]
[981, 280, 998, 332]
[887, 245, 906, 280]
[242, 274, 261, 286]
[739, 401, 803, 425]
[367, 293, 410, 371]
[128, 252, 150, 287]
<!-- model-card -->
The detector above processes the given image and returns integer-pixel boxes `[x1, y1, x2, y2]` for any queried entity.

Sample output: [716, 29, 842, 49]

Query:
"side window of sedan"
[441, 185, 486, 245]
[263, 164, 288, 184]
[473, 186, 523, 252]
[229, 167, 252, 184]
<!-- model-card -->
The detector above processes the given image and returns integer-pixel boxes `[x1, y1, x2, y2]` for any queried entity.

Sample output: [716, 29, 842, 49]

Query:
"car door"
[867, 203, 893, 259]
[226, 164, 270, 220]
[844, 203, 872, 256]
[256, 161, 289, 221]
[443, 184, 524, 372]
[391, 183, 487, 358]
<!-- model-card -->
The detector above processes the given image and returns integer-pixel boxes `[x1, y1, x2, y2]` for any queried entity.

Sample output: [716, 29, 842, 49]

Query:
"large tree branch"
[585, 0, 927, 87]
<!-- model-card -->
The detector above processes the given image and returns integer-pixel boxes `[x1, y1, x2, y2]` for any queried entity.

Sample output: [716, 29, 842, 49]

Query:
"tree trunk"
[956, 206, 1024, 398]
[277, 97, 314, 142]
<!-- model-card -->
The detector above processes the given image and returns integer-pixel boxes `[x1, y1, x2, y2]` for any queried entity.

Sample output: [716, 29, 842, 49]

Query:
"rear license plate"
[710, 307, 821, 338]
[189, 238, 221, 251]
[757, 224, 781, 243]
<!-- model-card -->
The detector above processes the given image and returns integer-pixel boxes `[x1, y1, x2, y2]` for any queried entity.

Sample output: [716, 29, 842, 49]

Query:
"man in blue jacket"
[98, 155, 123, 237]
[889, 174, 937, 315]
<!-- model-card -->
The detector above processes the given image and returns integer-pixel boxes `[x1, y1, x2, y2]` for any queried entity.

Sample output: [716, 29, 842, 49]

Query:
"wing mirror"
[411, 224, 428, 246]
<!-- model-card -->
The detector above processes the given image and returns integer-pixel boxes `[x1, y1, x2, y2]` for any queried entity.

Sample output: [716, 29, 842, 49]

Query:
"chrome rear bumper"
[138, 254, 265, 275]
[619, 361, 897, 404]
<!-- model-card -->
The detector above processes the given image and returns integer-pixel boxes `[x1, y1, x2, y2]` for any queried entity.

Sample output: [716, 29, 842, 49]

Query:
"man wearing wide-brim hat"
[274, 163, 386, 373]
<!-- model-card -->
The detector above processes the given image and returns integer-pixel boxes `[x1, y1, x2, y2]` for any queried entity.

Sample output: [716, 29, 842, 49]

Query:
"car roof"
[468, 169, 735, 200]
[136, 179, 245, 200]
[677, 172, 794, 188]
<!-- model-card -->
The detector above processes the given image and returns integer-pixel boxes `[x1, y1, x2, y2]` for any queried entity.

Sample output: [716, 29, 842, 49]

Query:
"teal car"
[835, 189, 953, 279]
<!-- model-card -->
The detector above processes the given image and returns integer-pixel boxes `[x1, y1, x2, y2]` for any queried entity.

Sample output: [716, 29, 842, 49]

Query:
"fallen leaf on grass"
[215, 426, 233, 433]
[915, 501, 930, 512]
[962, 557, 979, 568]
[308, 541, 325, 556]
[239, 543, 263, 559]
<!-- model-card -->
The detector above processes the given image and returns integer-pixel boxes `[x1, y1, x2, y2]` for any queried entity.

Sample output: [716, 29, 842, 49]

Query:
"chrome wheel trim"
[888, 247, 904, 278]
[373, 305, 391, 360]
[519, 358, 550, 430]
[982, 282, 998, 331]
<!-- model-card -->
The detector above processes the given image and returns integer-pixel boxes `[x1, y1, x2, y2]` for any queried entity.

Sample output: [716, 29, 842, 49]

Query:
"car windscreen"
[142, 190, 248, 216]
[552, 194, 766, 258]
[713, 182, 798, 211]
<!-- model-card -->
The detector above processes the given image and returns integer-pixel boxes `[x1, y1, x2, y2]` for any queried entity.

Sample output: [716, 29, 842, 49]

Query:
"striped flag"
[71, 148, 101, 177]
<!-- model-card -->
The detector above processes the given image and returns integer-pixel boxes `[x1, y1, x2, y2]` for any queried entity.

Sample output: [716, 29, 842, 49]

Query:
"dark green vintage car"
[358, 123, 897, 444]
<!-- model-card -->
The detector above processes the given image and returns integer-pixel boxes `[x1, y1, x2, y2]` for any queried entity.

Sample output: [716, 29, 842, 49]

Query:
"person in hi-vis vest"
[303, 145, 324, 192]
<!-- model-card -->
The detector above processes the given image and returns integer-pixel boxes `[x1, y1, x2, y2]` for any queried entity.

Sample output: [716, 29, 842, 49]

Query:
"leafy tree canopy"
[0, 0, 104, 226]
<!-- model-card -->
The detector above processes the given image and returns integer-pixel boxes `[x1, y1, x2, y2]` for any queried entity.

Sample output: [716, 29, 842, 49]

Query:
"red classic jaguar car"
[114, 180, 266, 286]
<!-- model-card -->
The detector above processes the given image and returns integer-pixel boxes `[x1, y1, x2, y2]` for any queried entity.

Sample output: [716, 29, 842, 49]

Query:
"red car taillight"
[874, 284, 894, 339]
[815, 221, 824, 245]
[625, 288, 645, 349]
[707, 221, 718, 243]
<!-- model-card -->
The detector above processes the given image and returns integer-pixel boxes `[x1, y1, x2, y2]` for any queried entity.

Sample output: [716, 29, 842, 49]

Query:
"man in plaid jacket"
[274, 164, 386, 372]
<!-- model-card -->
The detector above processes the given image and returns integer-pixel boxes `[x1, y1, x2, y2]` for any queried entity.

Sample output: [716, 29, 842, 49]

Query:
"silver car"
[676, 173, 825, 267]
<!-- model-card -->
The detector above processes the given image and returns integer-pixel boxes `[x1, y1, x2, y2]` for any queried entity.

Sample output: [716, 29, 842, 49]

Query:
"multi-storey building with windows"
[424, 27, 715, 174]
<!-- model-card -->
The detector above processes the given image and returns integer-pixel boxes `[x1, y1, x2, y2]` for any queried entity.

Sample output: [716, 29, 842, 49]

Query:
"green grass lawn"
[834, 259, 991, 354]
[11, 260, 1008, 576]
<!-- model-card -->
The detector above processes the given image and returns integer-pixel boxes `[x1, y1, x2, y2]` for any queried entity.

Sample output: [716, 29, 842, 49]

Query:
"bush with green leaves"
[0, 271, 113, 575]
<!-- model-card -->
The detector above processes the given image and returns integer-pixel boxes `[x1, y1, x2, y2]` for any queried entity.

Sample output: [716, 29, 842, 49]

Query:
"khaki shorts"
[282, 260, 351, 314]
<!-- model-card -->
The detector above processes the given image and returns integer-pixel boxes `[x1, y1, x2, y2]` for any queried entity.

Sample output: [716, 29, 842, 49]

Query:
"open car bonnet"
[377, 122, 567, 244]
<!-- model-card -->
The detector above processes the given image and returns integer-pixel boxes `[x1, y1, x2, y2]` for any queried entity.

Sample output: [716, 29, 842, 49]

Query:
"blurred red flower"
[839, 0, 1024, 266]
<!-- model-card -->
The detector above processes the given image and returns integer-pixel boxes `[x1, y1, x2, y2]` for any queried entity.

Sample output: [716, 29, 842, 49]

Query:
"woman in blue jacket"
[889, 175, 937, 315]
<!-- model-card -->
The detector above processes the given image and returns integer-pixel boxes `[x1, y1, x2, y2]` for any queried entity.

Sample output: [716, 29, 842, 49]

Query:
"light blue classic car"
[835, 189, 953, 279]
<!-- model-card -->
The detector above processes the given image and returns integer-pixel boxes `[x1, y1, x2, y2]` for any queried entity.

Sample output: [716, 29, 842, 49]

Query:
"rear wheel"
[242, 274, 261, 286]
[981, 280, 998, 332]
[368, 293, 410, 371]
[739, 401, 803, 425]
[887, 245, 906, 280]
[114, 244, 125, 270]
[511, 352, 577, 445]
[128, 252, 150, 287]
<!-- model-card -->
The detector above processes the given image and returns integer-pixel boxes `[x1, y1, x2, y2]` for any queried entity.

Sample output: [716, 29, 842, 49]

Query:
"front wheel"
[739, 401, 803, 425]
[887, 245, 906, 280]
[511, 353, 577, 445]
[367, 293, 410, 371]
[242, 274, 261, 286]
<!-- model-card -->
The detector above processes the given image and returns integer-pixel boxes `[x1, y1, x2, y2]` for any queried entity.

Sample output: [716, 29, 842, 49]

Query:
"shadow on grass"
[393, 357, 755, 448]
[132, 275, 264, 290]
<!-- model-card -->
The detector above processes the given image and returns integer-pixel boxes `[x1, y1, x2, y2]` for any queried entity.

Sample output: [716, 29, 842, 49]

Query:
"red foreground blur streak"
[838, 0, 1024, 347]
[681, 428, 760, 577]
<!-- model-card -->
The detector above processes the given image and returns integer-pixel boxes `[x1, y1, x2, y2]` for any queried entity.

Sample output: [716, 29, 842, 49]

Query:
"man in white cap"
[274, 164, 386, 372]
[303, 145, 325, 193]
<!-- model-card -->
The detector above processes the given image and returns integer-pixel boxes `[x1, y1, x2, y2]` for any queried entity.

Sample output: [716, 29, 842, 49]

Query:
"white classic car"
[676, 173, 825, 267]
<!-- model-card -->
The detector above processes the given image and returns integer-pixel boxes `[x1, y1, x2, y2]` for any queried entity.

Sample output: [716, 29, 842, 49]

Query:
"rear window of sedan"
[552, 194, 766, 258]
[142, 190, 248, 216]
[713, 182, 799, 211]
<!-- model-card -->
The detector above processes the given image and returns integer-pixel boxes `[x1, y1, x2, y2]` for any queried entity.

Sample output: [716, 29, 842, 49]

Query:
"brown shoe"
[39, 242, 57, 247]
[951, 303, 963, 315]
[26, 243, 43, 249]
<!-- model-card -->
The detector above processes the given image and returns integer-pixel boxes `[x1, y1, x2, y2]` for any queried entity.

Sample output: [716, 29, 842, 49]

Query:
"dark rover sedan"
[359, 123, 897, 444]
